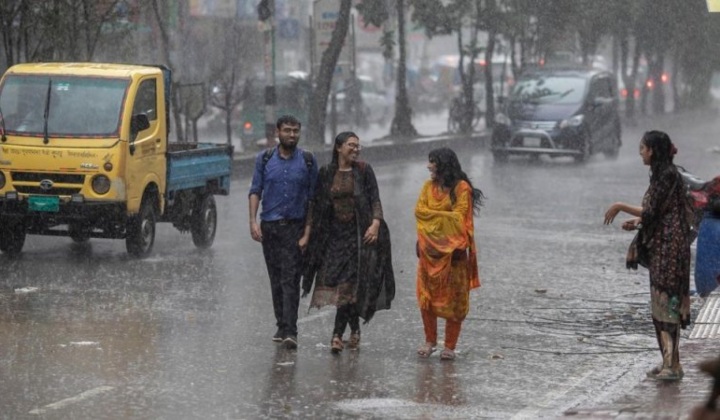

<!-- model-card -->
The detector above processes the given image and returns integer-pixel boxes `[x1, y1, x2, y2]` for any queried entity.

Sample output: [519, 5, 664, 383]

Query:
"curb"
[231, 131, 490, 179]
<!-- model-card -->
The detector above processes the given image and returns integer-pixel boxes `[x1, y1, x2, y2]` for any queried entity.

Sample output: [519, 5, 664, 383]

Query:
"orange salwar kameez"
[415, 180, 480, 350]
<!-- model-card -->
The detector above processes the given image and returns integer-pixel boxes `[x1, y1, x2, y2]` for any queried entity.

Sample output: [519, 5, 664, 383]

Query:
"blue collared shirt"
[248, 146, 318, 222]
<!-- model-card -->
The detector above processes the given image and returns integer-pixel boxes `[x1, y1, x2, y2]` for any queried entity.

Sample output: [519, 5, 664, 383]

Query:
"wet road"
[1, 110, 718, 419]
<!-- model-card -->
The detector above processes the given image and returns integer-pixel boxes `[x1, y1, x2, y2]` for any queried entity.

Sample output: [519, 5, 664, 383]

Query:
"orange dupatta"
[415, 179, 480, 310]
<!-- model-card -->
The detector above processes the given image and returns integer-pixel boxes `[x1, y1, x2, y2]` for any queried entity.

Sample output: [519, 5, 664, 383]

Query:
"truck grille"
[15, 186, 82, 195]
[10, 172, 85, 196]
[11, 172, 85, 184]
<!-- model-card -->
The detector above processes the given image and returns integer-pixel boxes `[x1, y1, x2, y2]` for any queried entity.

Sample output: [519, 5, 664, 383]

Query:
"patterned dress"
[415, 180, 480, 322]
[641, 167, 691, 328]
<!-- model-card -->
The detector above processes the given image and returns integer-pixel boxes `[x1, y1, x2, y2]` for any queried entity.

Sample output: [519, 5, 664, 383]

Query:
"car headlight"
[91, 175, 111, 195]
[559, 114, 584, 128]
[495, 112, 511, 125]
[0, 171, 5, 189]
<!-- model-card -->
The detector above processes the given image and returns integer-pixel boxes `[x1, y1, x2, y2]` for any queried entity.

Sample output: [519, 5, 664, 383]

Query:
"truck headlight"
[495, 112, 511, 125]
[91, 175, 111, 195]
[559, 114, 584, 128]
[0, 171, 5, 189]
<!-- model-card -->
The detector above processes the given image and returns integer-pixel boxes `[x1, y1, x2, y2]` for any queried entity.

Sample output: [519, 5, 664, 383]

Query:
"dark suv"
[491, 68, 621, 163]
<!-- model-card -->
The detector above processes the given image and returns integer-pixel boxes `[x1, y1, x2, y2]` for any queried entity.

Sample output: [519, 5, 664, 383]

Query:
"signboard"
[313, 0, 352, 76]
[709, 0, 720, 12]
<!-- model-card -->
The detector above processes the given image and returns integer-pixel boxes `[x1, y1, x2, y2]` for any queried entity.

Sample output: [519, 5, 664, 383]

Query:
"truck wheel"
[126, 197, 156, 258]
[0, 220, 26, 256]
[191, 194, 217, 249]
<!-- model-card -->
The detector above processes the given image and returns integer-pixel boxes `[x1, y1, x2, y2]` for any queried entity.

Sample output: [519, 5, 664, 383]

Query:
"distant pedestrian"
[248, 115, 318, 350]
[604, 130, 692, 381]
[415, 147, 484, 361]
[302, 131, 395, 354]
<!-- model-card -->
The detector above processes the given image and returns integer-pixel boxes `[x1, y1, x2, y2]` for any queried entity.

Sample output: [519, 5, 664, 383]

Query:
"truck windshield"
[0, 75, 129, 137]
[510, 76, 587, 105]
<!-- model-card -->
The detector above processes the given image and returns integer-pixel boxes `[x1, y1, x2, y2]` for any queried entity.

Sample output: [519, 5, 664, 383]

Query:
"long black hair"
[641, 130, 677, 180]
[428, 147, 485, 214]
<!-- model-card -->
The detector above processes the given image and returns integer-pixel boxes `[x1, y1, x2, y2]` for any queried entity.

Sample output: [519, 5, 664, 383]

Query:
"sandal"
[417, 342, 436, 358]
[331, 335, 344, 354]
[440, 348, 456, 361]
[655, 368, 682, 382]
[348, 331, 361, 350]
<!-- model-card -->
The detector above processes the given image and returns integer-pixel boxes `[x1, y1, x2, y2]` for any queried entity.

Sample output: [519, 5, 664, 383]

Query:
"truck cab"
[0, 63, 232, 257]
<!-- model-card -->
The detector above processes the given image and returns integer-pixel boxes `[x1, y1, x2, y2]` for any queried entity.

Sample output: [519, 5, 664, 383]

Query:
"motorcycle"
[678, 167, 720, 297]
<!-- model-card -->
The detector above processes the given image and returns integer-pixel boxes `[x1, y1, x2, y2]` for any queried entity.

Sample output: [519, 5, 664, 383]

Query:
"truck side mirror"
[129, 114, 150, 155]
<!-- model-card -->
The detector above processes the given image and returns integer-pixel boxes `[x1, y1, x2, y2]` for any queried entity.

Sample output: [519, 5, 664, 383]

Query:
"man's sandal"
[417, 342, 436, 358]
[440, 348, 456, 361]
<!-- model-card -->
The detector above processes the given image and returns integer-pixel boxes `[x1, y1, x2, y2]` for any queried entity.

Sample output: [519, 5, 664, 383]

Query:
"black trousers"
[333, 304, 360, 336]
[261, 220, 305, 338]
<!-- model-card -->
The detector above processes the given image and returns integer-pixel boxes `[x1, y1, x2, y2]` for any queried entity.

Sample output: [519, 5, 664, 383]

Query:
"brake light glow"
[661, 73, 669, 83]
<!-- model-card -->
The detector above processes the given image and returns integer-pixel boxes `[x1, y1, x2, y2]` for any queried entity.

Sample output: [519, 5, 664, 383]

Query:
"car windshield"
[0, 74, 129, 137]
[510, 75, 587, 105]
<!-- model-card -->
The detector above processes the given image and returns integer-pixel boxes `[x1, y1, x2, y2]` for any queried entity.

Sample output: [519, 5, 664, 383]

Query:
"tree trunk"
[150, 0, 185, 142]
[307, 0, 352, 146]
[390, 0, 417, 139]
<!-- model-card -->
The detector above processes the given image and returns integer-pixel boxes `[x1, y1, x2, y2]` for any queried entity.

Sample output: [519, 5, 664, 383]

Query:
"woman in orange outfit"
[415, 147, 484, 361]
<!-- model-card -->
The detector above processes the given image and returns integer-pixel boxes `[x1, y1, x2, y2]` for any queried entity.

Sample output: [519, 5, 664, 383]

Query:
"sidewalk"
[567, 293, 720, 419]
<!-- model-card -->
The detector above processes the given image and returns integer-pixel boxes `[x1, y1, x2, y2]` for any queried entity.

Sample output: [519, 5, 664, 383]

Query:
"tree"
[412, 0, 483, 135]
[357, 0, 418, 138]
[390, 0, 418, 138]
[208, 20, 251, 149]
[307, 0, 353, 146]
[146, 0, 185, 142]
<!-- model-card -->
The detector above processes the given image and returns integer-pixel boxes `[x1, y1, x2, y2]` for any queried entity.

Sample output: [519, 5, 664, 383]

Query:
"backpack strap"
[302, 150, 314, 171]
[262, 147, 274, 170]
[263, 147, 314, 172]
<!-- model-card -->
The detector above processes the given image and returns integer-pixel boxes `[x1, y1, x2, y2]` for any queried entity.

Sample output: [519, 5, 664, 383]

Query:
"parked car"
[329, 75, 391, 126]
[491, 68, 622, 163]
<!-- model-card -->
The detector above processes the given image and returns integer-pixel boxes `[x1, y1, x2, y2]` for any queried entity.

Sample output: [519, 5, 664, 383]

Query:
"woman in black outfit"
[302, 132, 395, 353]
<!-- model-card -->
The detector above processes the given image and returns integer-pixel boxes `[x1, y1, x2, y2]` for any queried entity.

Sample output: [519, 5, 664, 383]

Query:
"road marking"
[29, 386, 114, 415]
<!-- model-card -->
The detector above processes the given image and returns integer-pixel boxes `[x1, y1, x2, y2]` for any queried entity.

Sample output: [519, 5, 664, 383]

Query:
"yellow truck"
[0, 63, 233, 257]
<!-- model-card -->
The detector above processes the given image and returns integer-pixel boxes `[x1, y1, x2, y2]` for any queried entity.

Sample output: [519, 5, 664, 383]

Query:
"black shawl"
[302, 161, 395, 322]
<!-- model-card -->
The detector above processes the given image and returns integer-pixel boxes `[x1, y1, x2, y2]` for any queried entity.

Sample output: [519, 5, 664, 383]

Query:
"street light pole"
[258, 0, 276, 147]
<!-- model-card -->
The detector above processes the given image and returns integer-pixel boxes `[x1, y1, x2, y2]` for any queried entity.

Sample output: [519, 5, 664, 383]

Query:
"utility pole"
[258, 0, 275, 146]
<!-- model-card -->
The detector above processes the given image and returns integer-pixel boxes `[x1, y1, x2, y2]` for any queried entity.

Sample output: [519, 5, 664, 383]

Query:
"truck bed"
[166, 143, 233, 196]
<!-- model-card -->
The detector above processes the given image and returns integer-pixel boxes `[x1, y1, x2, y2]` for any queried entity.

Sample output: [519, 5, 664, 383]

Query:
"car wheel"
[492, 151, 508, 163]
[603, 126, 622, 160]
[573, 133, 592, 163]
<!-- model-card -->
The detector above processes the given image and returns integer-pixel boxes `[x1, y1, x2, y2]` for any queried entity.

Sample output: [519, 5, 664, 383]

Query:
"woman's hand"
[363, 219, 380, 244]
[298, 233, 309, 252]
[621, 217, 641, 231]
[604, 202, 624, 225]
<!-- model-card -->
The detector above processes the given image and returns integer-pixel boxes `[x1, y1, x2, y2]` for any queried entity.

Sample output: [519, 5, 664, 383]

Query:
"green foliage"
[355, 0, 389, 28]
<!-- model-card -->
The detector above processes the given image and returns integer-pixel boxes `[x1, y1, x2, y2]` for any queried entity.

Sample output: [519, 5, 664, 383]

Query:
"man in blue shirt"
[248, 115, 318, 350]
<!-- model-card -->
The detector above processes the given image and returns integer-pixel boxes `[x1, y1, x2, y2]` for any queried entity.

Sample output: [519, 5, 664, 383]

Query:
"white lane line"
[29, 386, 114, 415]
[297, 309, 333, 324]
